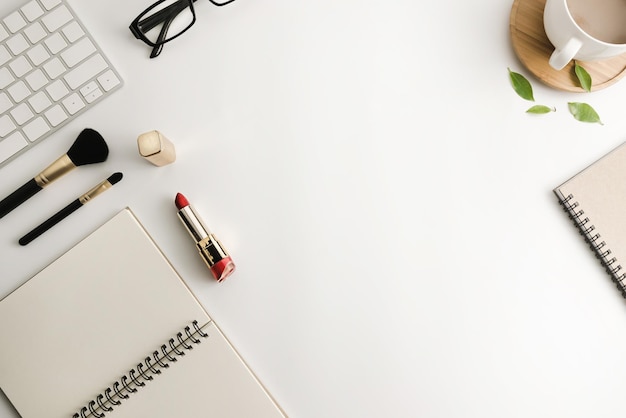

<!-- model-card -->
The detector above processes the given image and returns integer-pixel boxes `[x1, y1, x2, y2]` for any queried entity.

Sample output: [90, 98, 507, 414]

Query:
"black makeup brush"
[0, 129, 109, 219]
[19, 172, 123, 246]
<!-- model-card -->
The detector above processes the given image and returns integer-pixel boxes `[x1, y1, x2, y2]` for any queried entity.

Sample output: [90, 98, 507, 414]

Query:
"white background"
[2, 0, 626, 417]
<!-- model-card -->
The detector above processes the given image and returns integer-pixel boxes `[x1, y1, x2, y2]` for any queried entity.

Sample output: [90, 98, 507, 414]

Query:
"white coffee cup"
[544, 0, 626, 70]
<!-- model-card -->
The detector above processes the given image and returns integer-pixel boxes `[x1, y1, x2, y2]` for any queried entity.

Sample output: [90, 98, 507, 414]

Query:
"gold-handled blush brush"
[0, 128, 109, 219]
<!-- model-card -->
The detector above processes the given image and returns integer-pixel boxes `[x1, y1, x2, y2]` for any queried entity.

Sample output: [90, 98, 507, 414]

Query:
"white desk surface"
[2, 0, 626, 417]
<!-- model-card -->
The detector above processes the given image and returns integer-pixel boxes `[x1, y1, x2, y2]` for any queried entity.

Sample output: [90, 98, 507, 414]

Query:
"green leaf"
[574, 63, 592, 92]
[526, 105, 555, 114]
[568, 102, 603, 124]
[508, 68, 535, 101]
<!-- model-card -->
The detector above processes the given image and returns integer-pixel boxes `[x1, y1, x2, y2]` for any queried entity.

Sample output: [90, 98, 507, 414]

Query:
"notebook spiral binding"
[73, 320, 209, 418]
[560, 193, 626, 296]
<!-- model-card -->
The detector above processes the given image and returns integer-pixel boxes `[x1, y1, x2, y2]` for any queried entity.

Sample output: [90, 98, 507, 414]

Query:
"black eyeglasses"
[129, 0, 236, 59]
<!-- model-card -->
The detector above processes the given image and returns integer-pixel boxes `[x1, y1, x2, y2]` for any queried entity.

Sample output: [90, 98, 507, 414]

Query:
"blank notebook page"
[0, 208, 284, 418]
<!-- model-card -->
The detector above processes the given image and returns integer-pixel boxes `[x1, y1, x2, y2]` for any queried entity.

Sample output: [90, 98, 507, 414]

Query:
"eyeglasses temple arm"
[149, 10, 179, 58]
[138, 0, 191, 33]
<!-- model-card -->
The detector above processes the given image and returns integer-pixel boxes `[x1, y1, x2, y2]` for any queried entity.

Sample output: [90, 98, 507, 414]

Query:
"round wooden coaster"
[510, 0, 626, 92]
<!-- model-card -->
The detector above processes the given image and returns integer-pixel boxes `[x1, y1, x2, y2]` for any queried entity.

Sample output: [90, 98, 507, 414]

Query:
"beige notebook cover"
[554, 142, 626, 297]
[0, 208, 285, 418]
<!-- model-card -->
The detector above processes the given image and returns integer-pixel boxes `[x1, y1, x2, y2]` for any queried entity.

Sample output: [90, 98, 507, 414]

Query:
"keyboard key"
[62, 21, 84, 43]
[40, 0, 62, 10]
[62, 93, 84, 115]
[23, 117, 49, 141]
[97, 69, 121, 92]
[21, 1, 45, 22]
[42, 5, 72, 32]
[79, 81, 98, 96]
[11, 103, 34, 125]
[45, 32, 67, 54]
[6, 33, 29, 55]
[44, 104, 67, 127]
[7, 80, 30, 102]
[25, 69, 48, 91]
[46, 79, 69, 101]
[0, 115, 16, 138]
[29, 91, 52, 113]
[64, 54, 106, 89]
[0, 93, 12, 114]
[9, 56, 32, 78]
[61, 37, 95, 67]
[43, 57, 65, 79]
[23, 21, 46, 44]
[83, 88, 102, 104]
[0, 67, 15, 89]
[0, 132, 28, 164]
[27, 44, 50, 66]
[3, 11, 27, 33]
[0, 24, 8, 42]
[0, 45, 10, 66]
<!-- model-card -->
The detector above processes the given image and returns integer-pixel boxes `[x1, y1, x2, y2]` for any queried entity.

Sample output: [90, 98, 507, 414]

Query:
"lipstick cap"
[137, 130, 176, 166]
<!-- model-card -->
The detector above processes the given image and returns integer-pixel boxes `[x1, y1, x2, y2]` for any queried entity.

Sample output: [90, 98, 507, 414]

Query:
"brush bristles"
[108, 172, 123, 185]
[67, 128, 109, 166]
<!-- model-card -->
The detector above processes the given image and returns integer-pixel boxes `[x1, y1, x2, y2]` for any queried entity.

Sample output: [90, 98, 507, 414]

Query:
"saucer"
[510, 0, 626, 91]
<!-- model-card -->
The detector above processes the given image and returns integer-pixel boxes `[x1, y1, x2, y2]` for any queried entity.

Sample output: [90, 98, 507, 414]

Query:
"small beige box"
[137, 130, 176, 166]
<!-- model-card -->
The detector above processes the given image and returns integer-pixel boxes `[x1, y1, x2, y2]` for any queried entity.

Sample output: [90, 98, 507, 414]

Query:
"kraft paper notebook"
[554, 142, 626, 297]
[0, 208, 285, 418]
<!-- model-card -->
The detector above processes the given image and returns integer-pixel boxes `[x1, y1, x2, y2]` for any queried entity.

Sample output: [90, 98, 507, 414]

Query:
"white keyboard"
[0, 0, 122, 169]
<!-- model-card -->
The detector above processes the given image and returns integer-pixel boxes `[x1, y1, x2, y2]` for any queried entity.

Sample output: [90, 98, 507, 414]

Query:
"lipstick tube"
[175, 193, 235, 282]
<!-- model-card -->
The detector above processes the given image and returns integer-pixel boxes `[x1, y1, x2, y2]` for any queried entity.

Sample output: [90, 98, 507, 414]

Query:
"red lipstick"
[175, 193, 235, 282]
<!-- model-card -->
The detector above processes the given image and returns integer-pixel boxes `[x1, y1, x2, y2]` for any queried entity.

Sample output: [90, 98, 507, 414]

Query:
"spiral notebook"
[554, 142, 626, 297]
[0, 208, 285, 418]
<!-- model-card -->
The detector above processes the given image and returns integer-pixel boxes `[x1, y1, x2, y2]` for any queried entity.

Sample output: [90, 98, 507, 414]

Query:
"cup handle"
[549, 38, 583, 70]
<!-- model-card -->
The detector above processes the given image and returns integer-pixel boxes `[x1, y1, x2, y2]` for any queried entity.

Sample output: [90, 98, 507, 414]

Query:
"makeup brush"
[0, 128, 109, 219]
[19, 172, 123, 246]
